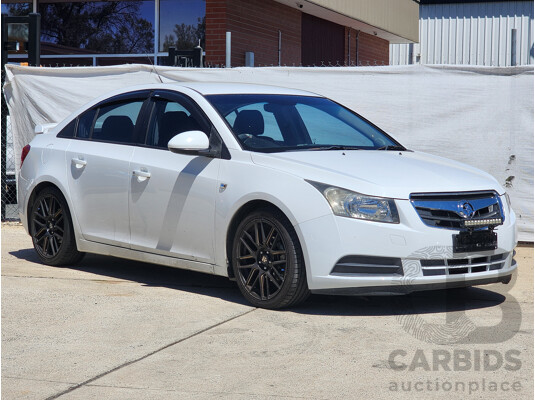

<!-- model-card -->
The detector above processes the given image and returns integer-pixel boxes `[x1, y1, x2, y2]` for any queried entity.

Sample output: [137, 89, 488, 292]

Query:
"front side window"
[225, 102, 284, 142]
[76, 108, 97, 139]
[207, 94, 401, 152]
[146, 98, 208, 148]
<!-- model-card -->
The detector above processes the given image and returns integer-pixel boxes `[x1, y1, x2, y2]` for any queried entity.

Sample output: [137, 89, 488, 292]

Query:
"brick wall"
[357, 31, 389, 66]
[227, 0, 301, 67]
[205, 0, 301, 67]
[205, 0, 228, 66]
[205, 0, 388, 67]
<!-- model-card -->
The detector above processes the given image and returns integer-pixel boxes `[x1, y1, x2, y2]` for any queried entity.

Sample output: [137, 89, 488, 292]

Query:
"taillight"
[21, 144, 31, 167]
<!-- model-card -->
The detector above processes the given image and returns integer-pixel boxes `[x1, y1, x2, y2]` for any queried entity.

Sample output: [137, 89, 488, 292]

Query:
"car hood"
[251, 150, 504, 199]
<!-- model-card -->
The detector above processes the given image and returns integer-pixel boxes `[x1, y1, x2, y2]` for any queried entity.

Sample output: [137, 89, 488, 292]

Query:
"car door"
[129, 91, 221, 264]
[65, 91, 150, 247]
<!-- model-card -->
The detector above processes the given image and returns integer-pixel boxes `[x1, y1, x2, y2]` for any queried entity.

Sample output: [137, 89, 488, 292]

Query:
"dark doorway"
[301, 13, 344, 66]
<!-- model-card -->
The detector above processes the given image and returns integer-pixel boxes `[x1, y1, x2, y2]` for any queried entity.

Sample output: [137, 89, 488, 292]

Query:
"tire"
[232, 208, 309, 309]
[29, 186, 85, 266]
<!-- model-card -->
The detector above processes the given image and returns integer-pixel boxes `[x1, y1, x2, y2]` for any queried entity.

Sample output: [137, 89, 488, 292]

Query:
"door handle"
[71, 157, 87, 168]
[133, 168, 151, 181]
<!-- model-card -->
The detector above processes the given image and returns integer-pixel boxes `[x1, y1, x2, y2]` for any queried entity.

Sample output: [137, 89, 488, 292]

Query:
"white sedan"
[18, 83, 517, 308]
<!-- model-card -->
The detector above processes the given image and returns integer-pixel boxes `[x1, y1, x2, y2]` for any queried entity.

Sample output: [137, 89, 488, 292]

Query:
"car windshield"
[206, 94, 403, 152]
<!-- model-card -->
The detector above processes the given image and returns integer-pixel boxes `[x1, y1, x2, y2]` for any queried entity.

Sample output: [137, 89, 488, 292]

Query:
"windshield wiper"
[306, 145, 364, 151]
[376, 145, 407, 151]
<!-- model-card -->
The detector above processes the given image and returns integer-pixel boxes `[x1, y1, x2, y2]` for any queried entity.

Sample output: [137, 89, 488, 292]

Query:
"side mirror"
[168, 130, 209, 154]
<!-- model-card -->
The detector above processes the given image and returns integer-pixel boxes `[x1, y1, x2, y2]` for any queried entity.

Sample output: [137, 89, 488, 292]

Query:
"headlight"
[502, 192, 512, 214]
[308, 181, 400, 223]
[505, 192, 512, 209]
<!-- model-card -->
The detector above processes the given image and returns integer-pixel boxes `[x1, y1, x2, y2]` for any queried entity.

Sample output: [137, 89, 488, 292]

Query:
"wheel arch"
[26, 180, 76, 236]
[225, 199, 299, 279]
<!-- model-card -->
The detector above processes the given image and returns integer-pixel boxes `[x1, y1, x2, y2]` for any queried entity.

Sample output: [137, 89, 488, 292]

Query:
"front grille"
[420, 252, 509, 276]
[410, 191, 504, 229]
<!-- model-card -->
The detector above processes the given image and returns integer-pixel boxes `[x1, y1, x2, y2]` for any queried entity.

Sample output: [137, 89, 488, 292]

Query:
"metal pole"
[511, 29, 517, 66]
[33, 0, 37, 13]
[226, 32, 231, 68]
[347, 28, 351, 65]
[194, 45, 202, 67]
[28, 13, 40, 67]
[154, 0, 160, 65]
[355, 30, 360, 66]
[278, 30, 282, 66]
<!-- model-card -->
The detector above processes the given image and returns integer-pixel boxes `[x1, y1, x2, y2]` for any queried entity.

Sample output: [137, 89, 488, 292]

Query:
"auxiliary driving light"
[463, 218, 502, 227]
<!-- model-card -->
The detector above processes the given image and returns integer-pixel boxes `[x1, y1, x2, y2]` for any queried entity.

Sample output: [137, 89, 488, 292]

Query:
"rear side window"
[92, 101, 144, 144]
[57, 119, 76, 138]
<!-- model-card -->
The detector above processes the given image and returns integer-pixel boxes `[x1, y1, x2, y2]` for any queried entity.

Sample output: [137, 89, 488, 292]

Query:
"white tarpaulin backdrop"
[4, 64, 533, 241]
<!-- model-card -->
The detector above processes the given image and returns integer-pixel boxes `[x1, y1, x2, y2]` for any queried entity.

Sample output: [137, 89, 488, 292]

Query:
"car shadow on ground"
[10, 248, 510, 317]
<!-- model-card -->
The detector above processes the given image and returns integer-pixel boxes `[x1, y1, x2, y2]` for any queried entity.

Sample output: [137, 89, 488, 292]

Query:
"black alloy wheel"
[30, 187, 84, 266]
[232, 208, 309, 309]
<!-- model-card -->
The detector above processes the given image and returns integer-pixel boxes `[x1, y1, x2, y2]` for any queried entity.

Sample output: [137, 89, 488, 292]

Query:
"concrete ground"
[2, 222, 533, 400]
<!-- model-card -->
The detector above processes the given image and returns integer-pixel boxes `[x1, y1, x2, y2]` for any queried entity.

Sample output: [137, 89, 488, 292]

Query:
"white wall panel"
[391, 1, 534, 66]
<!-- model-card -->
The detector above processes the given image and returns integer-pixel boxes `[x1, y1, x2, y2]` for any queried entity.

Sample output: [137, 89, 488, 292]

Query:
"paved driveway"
[2, 223, 533, 399]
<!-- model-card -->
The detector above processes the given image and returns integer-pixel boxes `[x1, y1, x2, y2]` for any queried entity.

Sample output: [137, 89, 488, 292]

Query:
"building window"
[159, 0, 205, 51]
[2, 0, 207, 65]
[37, 0, 155, 54]
[2, 1, 155, 55]
[1, 2, 31, 17]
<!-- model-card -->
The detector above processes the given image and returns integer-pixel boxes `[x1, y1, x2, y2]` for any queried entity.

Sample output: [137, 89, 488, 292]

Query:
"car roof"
[105, 82, 321, 97]
[176, 82, 320, 96]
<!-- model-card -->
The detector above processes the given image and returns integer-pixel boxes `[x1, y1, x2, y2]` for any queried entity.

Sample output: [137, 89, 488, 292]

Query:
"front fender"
[213, 156, 331, 276]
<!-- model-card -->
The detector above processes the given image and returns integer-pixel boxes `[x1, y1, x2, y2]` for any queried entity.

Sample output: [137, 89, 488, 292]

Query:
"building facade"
[390, 0, 534, 66]
[3, 0, 418, 67]
[205, 0, 418, 67]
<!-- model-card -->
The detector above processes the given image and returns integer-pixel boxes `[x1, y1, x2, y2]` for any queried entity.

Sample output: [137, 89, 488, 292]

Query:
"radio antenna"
[147, 54, 163, 84]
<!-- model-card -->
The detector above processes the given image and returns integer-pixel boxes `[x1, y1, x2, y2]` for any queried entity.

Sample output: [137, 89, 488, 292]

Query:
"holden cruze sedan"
[18, 83, 517, 309]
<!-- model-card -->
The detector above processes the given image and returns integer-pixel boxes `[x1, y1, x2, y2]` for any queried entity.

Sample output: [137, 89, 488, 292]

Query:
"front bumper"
[311, 272, 514, 296]
[295, 199, 517, 292]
